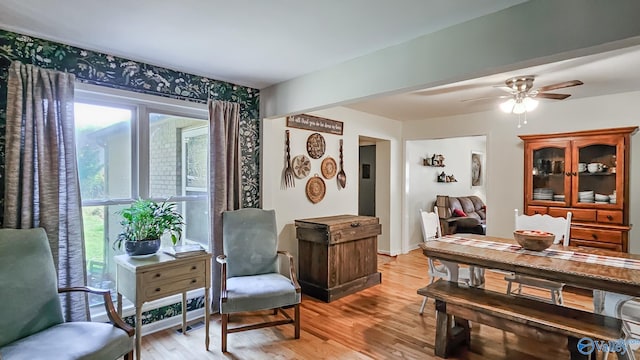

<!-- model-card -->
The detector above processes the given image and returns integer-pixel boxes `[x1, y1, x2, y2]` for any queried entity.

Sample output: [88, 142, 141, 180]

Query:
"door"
[358, 145, 376, 216]
[571, 135, 624, 210]
[525, 140, 571, 208]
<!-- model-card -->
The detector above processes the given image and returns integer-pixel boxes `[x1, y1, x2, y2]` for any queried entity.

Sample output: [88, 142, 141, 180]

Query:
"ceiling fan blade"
[460, 95, 510, 102]
[535, 80, 583, 92]
[535, 93, 571, 100]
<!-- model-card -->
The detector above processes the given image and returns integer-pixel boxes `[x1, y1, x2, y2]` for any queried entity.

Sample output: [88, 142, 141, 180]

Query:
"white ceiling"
[2, 0, 640, 121]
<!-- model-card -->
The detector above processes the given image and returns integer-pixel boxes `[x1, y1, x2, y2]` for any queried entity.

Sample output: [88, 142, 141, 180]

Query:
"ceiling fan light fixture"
[523, 96, 539, 112]
[500, 98, 516, 113]
[512, 100, 526, 114]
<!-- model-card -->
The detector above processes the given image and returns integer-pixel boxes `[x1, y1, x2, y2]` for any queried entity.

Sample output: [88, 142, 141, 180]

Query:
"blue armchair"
[0, 228, 134, 360]
[217, 209, 301, 352]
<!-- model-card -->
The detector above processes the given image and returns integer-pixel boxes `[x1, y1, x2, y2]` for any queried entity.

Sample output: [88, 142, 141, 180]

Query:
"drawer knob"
[350, 222, 360, 227]
[154, 273, 161, 278]
[592, 234, 598, 240]
[191, 279, 197, 284]
[191, 266, 197, 270]
[155, 288, 161, 292]
[607, 215, 613, 221]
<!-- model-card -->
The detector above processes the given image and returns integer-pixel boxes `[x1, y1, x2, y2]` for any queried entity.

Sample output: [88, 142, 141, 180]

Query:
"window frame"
[75, 83, 210, 317]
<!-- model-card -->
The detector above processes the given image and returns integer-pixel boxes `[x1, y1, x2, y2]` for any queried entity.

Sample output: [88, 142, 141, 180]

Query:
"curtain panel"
[208, 99, 241, 312]
[4, 61, 88, 321]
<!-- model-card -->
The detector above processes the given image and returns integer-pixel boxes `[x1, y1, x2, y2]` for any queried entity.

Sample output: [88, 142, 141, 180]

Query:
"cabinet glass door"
[573, 137, 620, 207]
[529, 142, 570, 205]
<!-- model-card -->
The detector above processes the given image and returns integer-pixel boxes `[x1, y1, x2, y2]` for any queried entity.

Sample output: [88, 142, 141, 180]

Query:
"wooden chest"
[294, 215, 382, 302]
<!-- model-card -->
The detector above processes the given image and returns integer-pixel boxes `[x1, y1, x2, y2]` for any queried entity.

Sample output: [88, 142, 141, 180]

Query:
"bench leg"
[434, 300, 451, 358]
[434, 300, 471, 358]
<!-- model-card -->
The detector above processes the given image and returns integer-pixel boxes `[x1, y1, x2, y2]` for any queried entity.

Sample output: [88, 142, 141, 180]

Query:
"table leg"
[135, 305, 142, 360]
[117, 293, 122, 316]
[182, 292, 187, 335]
[205, 286, 210, 350]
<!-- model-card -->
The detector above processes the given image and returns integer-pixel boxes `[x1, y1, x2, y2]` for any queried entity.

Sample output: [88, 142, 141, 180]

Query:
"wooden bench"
[418, 280, 626, 359]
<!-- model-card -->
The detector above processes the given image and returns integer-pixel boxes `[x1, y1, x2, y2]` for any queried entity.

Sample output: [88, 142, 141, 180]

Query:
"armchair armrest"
[277, 250, 301, 293]
[58, 286, 134, 336]
[216, 255, 228, 301]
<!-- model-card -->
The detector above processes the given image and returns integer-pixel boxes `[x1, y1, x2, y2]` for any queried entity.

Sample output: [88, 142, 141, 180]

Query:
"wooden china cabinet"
[520, 127, 638, 252]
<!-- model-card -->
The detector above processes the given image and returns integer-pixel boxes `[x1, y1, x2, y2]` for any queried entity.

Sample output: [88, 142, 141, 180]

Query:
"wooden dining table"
[420, 234, 640, 298]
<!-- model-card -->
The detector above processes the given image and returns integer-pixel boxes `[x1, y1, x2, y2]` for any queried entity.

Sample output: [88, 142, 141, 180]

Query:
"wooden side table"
[115, 252, 211, 360]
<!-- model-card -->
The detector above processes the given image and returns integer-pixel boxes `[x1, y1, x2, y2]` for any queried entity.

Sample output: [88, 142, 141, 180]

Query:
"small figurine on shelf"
[438, 171, 447, 182]
[446, 174, 458, 182]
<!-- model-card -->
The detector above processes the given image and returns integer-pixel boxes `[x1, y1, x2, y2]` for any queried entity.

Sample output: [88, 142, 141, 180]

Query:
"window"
[74, 85, 209, 312]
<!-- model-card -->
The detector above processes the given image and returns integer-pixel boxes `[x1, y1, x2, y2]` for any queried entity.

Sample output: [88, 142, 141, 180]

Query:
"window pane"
[149, 113, 208, 198]
[83, 204, 127, 307]
[75, 103, 132, 200]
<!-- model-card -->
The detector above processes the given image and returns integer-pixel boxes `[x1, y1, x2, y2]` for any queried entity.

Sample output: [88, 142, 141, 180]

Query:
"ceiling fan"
[464, 75, 584, 114]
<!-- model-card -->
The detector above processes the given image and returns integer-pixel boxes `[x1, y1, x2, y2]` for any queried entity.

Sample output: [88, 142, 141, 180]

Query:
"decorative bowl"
[513, 230, 555, 251]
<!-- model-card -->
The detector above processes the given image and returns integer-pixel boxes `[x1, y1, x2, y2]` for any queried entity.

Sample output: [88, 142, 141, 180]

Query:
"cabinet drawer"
[569, 239, 622, 252]
[144, 275, 205, 301]
[571, 227, 622, 244]
[142, 260, 205, 283]
[548, 208, 596, 222]
[597, 210, 623, 225]
[526, 206, 547, 215]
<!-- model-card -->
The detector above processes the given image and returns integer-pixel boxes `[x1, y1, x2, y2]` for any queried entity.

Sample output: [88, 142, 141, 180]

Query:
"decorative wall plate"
[305, 175, 326, 204]
[321, 157, 337, 179]
[292, 154, 311, 179]
[306, 133, 326, 159]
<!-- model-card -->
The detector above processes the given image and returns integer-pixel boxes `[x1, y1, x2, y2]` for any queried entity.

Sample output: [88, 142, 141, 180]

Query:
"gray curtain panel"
[208, 99, 241, 313]
[4, 61, 88, 321]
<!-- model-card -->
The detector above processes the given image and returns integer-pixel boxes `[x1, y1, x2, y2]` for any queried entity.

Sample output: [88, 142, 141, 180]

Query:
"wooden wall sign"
[286, 114, 343, 135]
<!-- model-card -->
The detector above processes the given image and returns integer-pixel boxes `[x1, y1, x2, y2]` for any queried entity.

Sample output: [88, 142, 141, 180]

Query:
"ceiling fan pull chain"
[523, 111, 528, 125]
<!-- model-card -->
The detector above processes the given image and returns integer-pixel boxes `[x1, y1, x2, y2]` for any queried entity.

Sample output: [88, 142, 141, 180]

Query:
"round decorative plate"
[321, 157, 337, 179]
[292, 154, 311, 179]
[305, 175, 326, 204]
[306, 133, 326, 159]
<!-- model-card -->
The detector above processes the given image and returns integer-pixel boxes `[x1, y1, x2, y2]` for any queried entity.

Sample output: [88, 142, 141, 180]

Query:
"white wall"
[405, 136, 487, 249]
[262, 107, 403, 269]
[403, 90, 640, 254]
[262, 1, 640, 118]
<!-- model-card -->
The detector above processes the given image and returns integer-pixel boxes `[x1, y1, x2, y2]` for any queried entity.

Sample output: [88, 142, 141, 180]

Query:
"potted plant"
[114, 199, 184, 257]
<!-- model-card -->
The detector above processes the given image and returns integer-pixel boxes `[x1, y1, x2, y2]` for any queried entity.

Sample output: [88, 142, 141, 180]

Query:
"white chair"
[418, 207, 484, 314]
[593, 291, 639, 360]
[505, 209, 572, 305]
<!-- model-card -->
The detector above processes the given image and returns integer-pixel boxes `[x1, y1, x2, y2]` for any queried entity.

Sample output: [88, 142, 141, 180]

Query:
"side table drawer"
[144, 275, 206, 301]
[142, 260, 206, 283]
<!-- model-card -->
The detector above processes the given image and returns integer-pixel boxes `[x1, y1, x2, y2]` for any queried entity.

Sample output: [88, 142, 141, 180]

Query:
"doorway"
[359, 144, 376, 216]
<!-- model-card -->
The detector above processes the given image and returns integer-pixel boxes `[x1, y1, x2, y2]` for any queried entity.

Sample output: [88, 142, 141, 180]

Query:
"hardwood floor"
[140, 249, 632, 359]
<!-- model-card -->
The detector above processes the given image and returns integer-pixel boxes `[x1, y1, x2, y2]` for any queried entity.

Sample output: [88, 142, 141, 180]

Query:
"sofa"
[435, 195, 486, 235]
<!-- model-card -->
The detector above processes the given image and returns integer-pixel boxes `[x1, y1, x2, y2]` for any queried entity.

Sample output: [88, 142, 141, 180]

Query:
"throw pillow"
[453, 208, 467, 217]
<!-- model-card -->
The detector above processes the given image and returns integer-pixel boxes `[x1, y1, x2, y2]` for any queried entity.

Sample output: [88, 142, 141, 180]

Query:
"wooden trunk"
[295, 215, 382, 302]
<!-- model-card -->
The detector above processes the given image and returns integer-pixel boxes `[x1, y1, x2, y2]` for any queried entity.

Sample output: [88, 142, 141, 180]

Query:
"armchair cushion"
[0, 322, 132, 360]
[223, 209, 278, 277]
[0, 228, 63, 347]
[221, 273, 301, 314]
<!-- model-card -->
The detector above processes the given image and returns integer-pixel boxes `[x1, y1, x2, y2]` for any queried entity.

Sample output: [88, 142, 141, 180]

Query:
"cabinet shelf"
[578, 172, 615, 176]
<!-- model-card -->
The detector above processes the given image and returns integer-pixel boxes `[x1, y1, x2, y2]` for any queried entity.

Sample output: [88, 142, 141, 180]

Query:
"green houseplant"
[114, 199, 184, 256]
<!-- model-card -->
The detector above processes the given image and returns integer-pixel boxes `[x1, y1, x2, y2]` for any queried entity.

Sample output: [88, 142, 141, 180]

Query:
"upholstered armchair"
[0, 228, 134, 359]
[217, 208, 301, 353]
